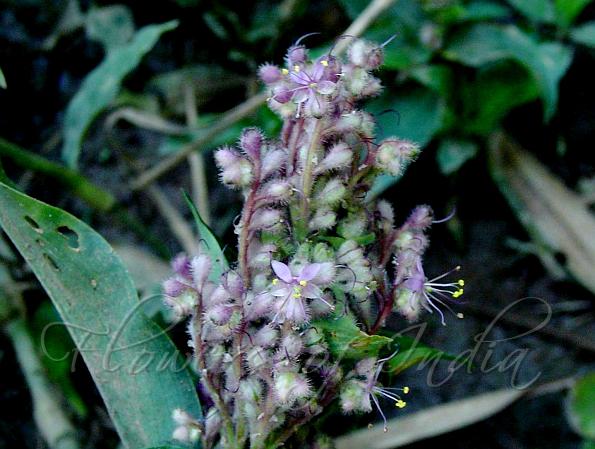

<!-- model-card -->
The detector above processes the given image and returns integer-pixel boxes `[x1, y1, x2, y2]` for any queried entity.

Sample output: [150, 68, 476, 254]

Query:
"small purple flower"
[397, 261, 465, 325]
[288, 59, 336, 116]
[340, 355, 409, 432]
[269, 260, 333, 324]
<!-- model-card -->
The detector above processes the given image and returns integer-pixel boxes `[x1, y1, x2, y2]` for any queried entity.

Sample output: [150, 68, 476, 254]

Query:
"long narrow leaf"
[0, 182, 201, 448]
[62, 20, 178, 168]
[183, 191, 228, 281]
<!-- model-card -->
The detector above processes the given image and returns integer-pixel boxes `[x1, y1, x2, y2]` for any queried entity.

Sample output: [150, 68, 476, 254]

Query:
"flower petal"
[292, 87, 309, 103]
[302, 283, 323, 299]
[316, 80, 336, 95]
[299, 263, 321, 282]
[272, 260, 293, 283]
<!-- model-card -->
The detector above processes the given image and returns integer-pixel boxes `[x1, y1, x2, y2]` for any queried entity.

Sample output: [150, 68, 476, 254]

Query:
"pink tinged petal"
[307, 92, 326, 117]
[290, 71, 310, 86]
[271, 285, 292, 297]
[312, 60, 325, 80]
[301, 283, 323, 299]
[316, 80, 336, 95]
[272, 260, 293, 283]
[285, 297, 309, 323]
[299, 263, 321, 281]
[292, 87, 309, 103]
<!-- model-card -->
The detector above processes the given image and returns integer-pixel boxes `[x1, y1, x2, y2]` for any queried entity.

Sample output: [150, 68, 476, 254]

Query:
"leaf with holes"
[62, 20, 177, 168]
[0, 182, 201, 448]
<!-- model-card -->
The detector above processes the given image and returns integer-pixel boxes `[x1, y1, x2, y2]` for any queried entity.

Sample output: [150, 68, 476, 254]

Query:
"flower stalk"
[163, 34, 464, 449]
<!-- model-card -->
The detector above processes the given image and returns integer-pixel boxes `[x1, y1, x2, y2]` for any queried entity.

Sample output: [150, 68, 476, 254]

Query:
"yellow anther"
[309, 82, 317, 88]
[458, 279, 465, 286]
[292, 293, 302, 299]
[272, 278, 279, 285]
[299, 280, 308, 287]
[395, 400, 406, 408]
[281, 68, 289, 75]
[293, 65, 300, 72]
[403, 386, 410, 394]
[321, 59, 329, 67]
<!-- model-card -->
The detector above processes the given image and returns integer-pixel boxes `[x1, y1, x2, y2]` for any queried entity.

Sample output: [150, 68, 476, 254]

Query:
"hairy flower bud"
[261, 148, 286, 178]
[215, 147, 253, 187]
[314, 142, 353, 174]
[309, 208, 337, 231]
[223, 270, 244, 299]
[337, 211, 367, 239]
[259, 180, 292, 202]
[259, 63, 282, 84]
[336, 110, 375, 138]
[274, 371, 312, 405]
[375, 138, 420, 177]
[348, 39, 384, 70]
[240, 378, 263, 403]
[163, 288, 197, 320]
[171, 253, 192, 279]
[249, 208, 283, 232]
[240, 128, 264, 160]
[191, 254, 211, 291]
[163, 277, 187, 297]
[377, 200, 394, 228]
[286, 45, 307, 66]
[254, 325, 278, 348]
[278, 332, 304, 360]
[206, 303, 233, 325]
[340, 379, 371, 413]
[246, 345, 270, 372]
[315, 178, 346, 206]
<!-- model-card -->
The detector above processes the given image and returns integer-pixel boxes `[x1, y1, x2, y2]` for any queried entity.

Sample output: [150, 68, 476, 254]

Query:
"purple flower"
[289, 59, 336, 116]
[340, 355, 409, 432]
[269, 260, 333, 324]
[396, 260, 465, 325]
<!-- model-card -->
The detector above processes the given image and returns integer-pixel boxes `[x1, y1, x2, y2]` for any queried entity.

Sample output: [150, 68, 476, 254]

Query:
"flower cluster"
[163, 37, 464, 449]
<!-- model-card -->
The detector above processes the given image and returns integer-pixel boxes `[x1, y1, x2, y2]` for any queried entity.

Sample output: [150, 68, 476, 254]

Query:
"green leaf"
[408, 65, 453, 94]
[460, 1, 511, 21]
[571, 21, 595, 47]
[464, 63, 540, 135]
[0, 182, 201, 448]
[62, 20, 178, 168]
[506, 0, 556, 23]
[581, 441, 595, 449]
[567, 372, 595, 439]
[0, 67, 6, 89]
[312, 313, 392, 360]
[140, 446, 190, 449]
[437, 138, 479, 175]
[387, 335, 458, 375]
[368, 87, 446, 198]
[183, 191, 228, 281]
[31, 301, 88, 417]
[85, 5, 135, 51]
[445, 24, 573, 120]
[555, 0, 592, 27]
